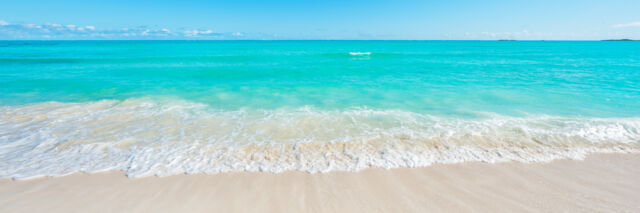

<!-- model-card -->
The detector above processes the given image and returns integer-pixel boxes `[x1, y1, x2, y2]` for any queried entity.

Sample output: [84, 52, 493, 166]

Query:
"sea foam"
[349, 52, 371, 55]
[1, 98, 639, 179]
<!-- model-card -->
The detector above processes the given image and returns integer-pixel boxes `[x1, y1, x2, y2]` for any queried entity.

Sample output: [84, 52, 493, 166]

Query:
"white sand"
[1, 153, 639, 212]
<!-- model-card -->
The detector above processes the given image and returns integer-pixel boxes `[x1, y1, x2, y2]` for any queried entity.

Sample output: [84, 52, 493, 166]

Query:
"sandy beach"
[2, 0, 640, 211]
[1, 153, 638, 212]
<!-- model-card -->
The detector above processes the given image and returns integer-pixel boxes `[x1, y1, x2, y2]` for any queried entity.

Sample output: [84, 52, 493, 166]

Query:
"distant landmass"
[602, 39, 636, 41]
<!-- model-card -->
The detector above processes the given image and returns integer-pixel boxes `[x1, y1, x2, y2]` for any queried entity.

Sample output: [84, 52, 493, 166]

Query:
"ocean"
[1, 40, 639, 179]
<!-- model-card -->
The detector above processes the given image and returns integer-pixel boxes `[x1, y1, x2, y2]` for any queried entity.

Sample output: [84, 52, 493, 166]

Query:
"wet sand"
[1, 153, 639, 212]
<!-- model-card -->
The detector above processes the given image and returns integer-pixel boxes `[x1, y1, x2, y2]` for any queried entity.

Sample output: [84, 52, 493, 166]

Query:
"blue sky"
[1, 0, 639, 40]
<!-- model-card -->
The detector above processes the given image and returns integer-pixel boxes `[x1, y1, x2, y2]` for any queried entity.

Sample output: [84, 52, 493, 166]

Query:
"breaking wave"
[349, 52, 371, 56]
[1, 98, 638, 179]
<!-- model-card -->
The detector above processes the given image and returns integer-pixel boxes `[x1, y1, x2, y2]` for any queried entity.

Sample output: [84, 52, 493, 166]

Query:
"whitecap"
[1, 98, 638, 179]
[349, 52, 371, 56]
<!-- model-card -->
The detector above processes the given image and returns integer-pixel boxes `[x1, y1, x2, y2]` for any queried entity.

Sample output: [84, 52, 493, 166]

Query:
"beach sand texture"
[1, 153, 638, 213]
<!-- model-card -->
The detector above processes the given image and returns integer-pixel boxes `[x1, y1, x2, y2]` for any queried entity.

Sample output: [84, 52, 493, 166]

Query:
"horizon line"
[1, 39, 637, 42]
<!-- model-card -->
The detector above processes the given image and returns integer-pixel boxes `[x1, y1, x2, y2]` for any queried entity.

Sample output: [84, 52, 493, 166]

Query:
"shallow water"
[1, 41, 639, 178]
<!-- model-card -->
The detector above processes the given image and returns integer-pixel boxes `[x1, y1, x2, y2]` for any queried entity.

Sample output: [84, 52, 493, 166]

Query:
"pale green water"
[2, 41, 639, 116]
[1, 41, 639, 179]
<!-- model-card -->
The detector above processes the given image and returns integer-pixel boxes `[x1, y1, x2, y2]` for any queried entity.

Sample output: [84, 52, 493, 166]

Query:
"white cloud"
[183, 29, 220, 37]
[184, 30, 196, 36]
[474, 30, 553, 40]
[0, 21, 246, 39]
[612, 22, 640, 28]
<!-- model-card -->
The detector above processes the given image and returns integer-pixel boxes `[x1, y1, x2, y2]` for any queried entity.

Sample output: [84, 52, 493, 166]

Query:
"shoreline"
[2, 153, 639, 212]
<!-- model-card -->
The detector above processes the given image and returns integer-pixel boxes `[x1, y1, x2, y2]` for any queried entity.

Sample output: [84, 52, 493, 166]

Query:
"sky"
[1, 0, 639, 40]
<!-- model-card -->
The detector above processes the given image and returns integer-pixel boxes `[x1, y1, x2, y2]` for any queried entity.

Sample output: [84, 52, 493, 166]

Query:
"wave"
[0, 55, 263, 64]
[1, 98, 639, 179]
[349, 52, 371, 56]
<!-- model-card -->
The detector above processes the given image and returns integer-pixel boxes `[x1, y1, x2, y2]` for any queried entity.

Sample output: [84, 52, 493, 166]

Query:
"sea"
[1, 40, 639, 179]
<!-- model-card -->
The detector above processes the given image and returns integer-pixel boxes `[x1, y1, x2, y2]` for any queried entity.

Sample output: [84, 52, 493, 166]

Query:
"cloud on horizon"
[612, 21, 640, 28]
[3, 20, 635, 40]
[0, 20, 248, 39]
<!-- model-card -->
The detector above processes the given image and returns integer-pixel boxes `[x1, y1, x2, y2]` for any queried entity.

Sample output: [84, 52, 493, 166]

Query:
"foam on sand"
[1, 98, 639, 179]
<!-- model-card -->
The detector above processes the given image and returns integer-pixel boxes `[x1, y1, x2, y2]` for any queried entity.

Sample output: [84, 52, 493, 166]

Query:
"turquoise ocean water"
[1, 41, 639, 179]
